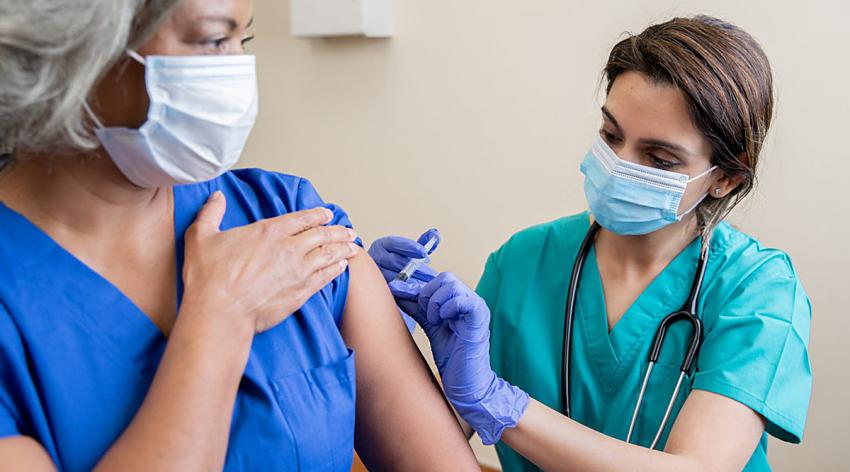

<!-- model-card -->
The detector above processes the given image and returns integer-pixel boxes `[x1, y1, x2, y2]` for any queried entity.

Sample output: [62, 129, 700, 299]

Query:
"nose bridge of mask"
[592, 135, 689, 192]
[594, 134, 717, 189]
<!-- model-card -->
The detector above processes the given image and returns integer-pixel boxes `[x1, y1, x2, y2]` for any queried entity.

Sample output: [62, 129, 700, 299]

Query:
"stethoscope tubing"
[561, 221, 708, 449]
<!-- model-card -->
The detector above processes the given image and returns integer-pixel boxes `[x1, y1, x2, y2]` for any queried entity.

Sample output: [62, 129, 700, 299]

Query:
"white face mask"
[87, 50, 259, 188]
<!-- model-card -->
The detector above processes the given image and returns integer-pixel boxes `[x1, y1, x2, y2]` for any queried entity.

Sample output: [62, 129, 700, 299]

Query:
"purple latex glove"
[368, 229, 440, 331]
[401, 272, 529, 445]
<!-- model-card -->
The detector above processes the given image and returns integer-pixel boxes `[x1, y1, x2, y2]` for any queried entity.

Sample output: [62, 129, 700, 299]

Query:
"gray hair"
[0, 0, 181, 163]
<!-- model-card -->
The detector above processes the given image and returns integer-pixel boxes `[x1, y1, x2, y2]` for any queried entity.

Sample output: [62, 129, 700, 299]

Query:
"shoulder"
[701, 221, 811, 346]
[708, 222, 806, 309]
[695, 223, 812, 443]
[213, 168, 325, 212]
[181, 169, 354, 229]
[488, 212, 591, 270]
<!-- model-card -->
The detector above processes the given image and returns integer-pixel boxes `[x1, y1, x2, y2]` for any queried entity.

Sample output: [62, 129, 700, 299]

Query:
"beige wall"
[243, 0, 849, 469]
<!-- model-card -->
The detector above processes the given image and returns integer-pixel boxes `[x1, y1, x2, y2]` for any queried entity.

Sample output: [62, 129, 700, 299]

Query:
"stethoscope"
[560, 221, 708, 450]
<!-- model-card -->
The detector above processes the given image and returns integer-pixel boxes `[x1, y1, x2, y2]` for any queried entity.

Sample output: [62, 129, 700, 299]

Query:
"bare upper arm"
[340, 248, 479, 471]
[664, 389, 765, 471]
[0, 436, 56, 472]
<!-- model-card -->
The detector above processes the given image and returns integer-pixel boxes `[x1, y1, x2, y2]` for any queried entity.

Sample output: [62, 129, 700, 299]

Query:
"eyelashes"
[598, 129, 678, 169]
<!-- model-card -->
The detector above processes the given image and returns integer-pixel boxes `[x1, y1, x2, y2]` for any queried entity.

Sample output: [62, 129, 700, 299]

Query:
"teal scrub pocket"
[272, 350, 357, 471]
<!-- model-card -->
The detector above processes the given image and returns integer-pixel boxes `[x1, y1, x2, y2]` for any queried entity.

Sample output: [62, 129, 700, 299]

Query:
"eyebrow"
[600, 106, 690, 156]
[639, 138, 689, 156]
[201, 15, 254, 31]
[600, 106, 621, 132]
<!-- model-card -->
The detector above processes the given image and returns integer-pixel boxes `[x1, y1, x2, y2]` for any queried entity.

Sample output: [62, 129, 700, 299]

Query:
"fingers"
[306, 258, 350, 294]
[381, 237, 431, 259]
[417, 228, 441, 255]
[439, 296, 490, 342]
[295, 225, 358, 253]
[422, 274, 462, 327]
[418, 272, 485, 329]
[378, 266, 397, 283]
[376, 251, 430, 273]
[268, 207, 335, 236]
[396, 300, 420, 322]
[189, 191, 227, 237]
[304, 242, 359, 274]
[388, 278, 425, 301]
[410, 263, 438, 282]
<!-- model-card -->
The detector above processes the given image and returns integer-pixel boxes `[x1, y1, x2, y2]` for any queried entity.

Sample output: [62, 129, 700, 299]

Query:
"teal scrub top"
[478, 212, 811, 472]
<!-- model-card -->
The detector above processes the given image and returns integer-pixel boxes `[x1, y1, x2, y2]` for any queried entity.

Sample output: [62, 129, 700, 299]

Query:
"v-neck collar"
[575, 225, 701, 399]
[0, 186, 191, 344]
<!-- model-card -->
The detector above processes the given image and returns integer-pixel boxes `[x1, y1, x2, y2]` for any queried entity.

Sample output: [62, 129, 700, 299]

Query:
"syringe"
[395, 235, 438, 282]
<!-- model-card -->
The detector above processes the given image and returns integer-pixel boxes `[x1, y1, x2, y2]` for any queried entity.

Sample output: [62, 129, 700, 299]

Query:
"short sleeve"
[294, 177, 357, 238]
[293, 177, 361, 324]
[0, 304, 23, 438]
[477, 251, 505, 375]
[476, 252, 503, 317]
[692, 255, 812, 443]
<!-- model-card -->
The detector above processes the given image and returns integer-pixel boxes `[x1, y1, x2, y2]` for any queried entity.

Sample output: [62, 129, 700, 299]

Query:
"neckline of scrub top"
[0, 195, 180, 342]
[575, 220, 701, 399]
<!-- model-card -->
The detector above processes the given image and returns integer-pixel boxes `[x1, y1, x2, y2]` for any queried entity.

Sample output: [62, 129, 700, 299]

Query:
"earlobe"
[711, 173, 745, 199]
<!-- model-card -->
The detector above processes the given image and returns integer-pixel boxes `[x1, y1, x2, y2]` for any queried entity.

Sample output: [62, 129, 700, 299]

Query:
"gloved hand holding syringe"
[368, 228, 442, 332]
[395, 235, 438, 282]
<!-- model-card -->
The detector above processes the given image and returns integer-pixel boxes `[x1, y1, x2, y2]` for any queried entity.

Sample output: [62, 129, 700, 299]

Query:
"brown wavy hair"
[604, 15, 774, 247]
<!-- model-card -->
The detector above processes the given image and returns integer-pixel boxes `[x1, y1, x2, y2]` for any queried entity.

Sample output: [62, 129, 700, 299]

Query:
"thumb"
[192, 191, 227, 235]
[389, 278, 425, 301]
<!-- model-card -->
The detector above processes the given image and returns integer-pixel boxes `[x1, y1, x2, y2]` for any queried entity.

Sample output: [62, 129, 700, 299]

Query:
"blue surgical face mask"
[580, 134, 717, 235]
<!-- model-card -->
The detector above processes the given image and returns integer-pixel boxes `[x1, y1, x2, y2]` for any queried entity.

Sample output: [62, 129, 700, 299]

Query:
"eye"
[649, 152, 676, 169]
[241, 34, 255, 46]
[204, 36, 230, 51]
[599, 129, 621, 145]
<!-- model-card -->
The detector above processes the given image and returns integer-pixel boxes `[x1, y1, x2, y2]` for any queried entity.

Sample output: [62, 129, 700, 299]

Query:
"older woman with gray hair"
[0, 1, 479, 471]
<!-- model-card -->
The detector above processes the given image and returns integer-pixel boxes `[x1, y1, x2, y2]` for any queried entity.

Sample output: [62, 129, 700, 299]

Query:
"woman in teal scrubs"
[371, 16, 811, 471]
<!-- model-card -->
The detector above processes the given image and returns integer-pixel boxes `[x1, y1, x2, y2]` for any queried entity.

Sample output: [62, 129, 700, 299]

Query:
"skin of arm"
[93, 299, 254, 472]
[501, 390, 765, 472]
[0, 436, 57, 472]
[341, 248, 479, 471]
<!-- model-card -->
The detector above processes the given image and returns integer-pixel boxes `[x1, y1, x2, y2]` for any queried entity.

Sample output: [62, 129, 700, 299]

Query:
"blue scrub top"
[0, 169, 359, 471]
[479, 212, 812, 472]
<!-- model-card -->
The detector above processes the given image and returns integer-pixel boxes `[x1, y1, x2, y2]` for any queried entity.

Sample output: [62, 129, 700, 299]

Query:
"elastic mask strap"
[687, 165, 717, 183]
[83, 102, 105, 130]
[676, 192, 709, 218]
[126, 49, 147, 65]
[677, 165, 718, 217]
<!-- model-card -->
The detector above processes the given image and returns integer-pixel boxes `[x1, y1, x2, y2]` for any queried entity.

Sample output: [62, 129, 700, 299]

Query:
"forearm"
[501, 399, 700, 472]
[94, 299, 253, 472]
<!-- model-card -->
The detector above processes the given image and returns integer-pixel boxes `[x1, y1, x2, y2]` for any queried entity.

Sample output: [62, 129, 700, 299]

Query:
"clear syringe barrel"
[395, 236, 438, 282]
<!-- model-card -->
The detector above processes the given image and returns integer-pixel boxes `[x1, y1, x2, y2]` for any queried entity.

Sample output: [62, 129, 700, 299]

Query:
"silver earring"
[714, 188, 722, 197]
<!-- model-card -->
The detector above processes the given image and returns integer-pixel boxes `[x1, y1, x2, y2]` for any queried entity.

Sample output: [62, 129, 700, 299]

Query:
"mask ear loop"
[83, 49, 147, 131]
[677, 166, 719, 218]
[83, 102, 105, 130]
[676, 192, 709, 218]
[687, 165, 718, 183]
[126, 49, 147, 65]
